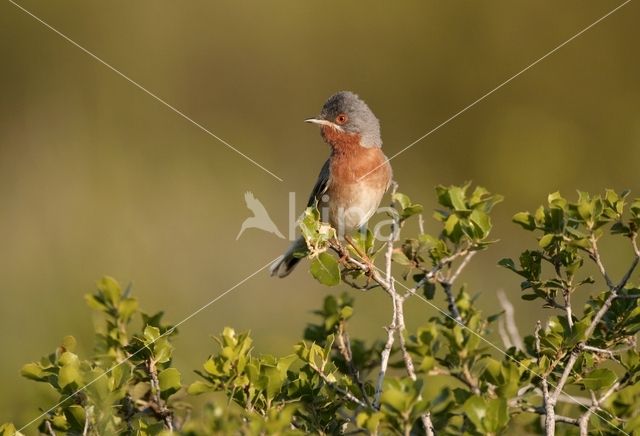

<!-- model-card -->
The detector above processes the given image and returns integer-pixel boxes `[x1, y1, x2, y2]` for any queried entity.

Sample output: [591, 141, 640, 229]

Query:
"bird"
[270, 91, 393, 278]
[236, 191, 285, 240]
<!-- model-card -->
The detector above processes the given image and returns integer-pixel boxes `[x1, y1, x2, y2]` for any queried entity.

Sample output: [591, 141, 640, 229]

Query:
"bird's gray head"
[305, 91, 382, 148]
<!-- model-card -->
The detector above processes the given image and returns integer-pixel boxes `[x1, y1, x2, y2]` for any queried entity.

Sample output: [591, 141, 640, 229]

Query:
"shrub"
[3, 185, 640, 435]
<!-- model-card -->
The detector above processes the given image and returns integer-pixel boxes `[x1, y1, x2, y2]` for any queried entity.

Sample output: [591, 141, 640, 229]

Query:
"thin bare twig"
[589, 235, 615, 289]
[44, 420, 55, 436]
[496, 289, 524, 350]
[418, 214, 425, 234]
[82, 406, 92, 436]
[497, 319, 512, 349]
[580, 344, 614, 358]
[535, 321, 556, 436]
[308, 361, 368, 409]
[373, 307, 396, 410]
[438, 251, 475, 324]
[336, 320, 373, 409]
[578, 381, 621, 436]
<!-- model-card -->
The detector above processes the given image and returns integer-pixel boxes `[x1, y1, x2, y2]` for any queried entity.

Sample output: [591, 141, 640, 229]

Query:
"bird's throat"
[321, 126, 363, 153]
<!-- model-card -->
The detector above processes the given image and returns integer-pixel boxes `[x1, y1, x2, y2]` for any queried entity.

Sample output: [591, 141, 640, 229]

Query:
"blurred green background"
[1, 0, 639, 428]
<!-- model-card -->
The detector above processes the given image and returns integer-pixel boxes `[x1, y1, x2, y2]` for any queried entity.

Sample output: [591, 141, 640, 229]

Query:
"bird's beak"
[304, 118, 343, 131]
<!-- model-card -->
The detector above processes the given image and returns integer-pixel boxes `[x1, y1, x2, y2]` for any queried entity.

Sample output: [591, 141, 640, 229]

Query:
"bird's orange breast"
[320, 128, 392, 231]
[325, 130, 392, 190]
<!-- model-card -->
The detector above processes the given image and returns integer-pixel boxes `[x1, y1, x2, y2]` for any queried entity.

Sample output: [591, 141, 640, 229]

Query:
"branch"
[578, 381, 621, 436]
[434, 249, 475, 325]
[82, 406, 92, 436]
[580, 344, 614, 359]
[44, 420, 55, 436]
[373, 311, 396, 410]
[497, 319, 512, 349]
[535, 321, 556, 435]
[336, 320, 373, 409]
[614, 234, 640, 292]
[588, 235, 615, 289]
[146, 359, 174, 431]
[519, 406, 580, 427]
[307, 361, 368, 409]
[552, 234, 639, 406]
[440, 280, 463, 325]
[393, 285, 436, 436]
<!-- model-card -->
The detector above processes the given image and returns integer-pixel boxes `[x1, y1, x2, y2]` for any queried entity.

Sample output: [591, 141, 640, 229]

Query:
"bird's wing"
[307, 158, 331, 207]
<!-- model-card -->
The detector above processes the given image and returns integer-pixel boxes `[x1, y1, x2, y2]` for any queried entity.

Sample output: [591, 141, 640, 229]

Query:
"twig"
[588, 235, 615, 289]
[496, 289, 524, 350]
[379, 185, 435, 435]
[82, 406, 92, 436]
[578, 381, 621, 436]
[563, 289, 574, 329]
[416, 246, 474, 324]
[418, 213, 425, 234]
[146, 359, 174, 431]
[336, 320, 373, 409]
[307, 361, 368, 409]
[44, 420, 55, 436]
[614, 234, 639, 291]
[394, 287, 435, 435]
[580, 344, 614, 358]
[519, 406, 580, 426]
[450, 250, 476, 284]
[373, 306, 396, 410]
[553, 234, 639, 405]
[497, 319, 513, 349]
[535, 321, 556, 435]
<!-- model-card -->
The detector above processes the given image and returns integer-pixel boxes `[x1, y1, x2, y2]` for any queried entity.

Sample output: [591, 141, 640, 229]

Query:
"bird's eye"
[336, 114, 348, 125]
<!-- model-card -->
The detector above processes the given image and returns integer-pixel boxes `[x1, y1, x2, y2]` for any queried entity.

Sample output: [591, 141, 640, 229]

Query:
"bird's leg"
[330, 237, 350, 266]
[345, 235, 376, 278]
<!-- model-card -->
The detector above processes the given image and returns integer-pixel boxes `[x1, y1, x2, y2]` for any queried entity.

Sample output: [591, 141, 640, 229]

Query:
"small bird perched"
[270, 91, 393, 278]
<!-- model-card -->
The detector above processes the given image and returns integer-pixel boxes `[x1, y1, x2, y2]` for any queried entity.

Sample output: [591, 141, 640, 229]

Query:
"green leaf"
[187, 380, 213, 395]
[470, 209, 491, 238]
[118, 298, 139, 321]
[64, 405, 86, 431]
[61, 335, 77, 353]
[566, 317, 590, 348]
[21, 363, 46, 382]
[463, 396, 487, 431]
[539, 234, 554, 248]
[392, 250, 412, 266]
[423, 280, 436, 300]
[0, 423, 23, 436]
[485, 398, 509, 432]
[580, 368, 617, 391]
[310, 252, 340, 286]
[512, 212, 536, 230]
[143, 325, 161, 343]
[84, 294, 106, 311]
[419, 356, 435, 372]
[97, 276, 121, 305]
[158, 367, 181, 399]
[449, 186, 468, 211]
[58, 354, 82, 389]
[153, 338, 174, 364]
[392, 192, 411, 210]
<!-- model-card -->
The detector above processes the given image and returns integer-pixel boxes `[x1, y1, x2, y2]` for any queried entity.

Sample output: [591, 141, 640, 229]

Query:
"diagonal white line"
[8, 0, 284, 182]
[359, 0, 632, 182]
[16, 256, 280, 434]
[390, 275, 629, 435]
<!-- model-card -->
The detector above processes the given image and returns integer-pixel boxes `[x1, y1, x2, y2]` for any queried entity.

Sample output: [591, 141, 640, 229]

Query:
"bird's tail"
[269, 237, 307, 278]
